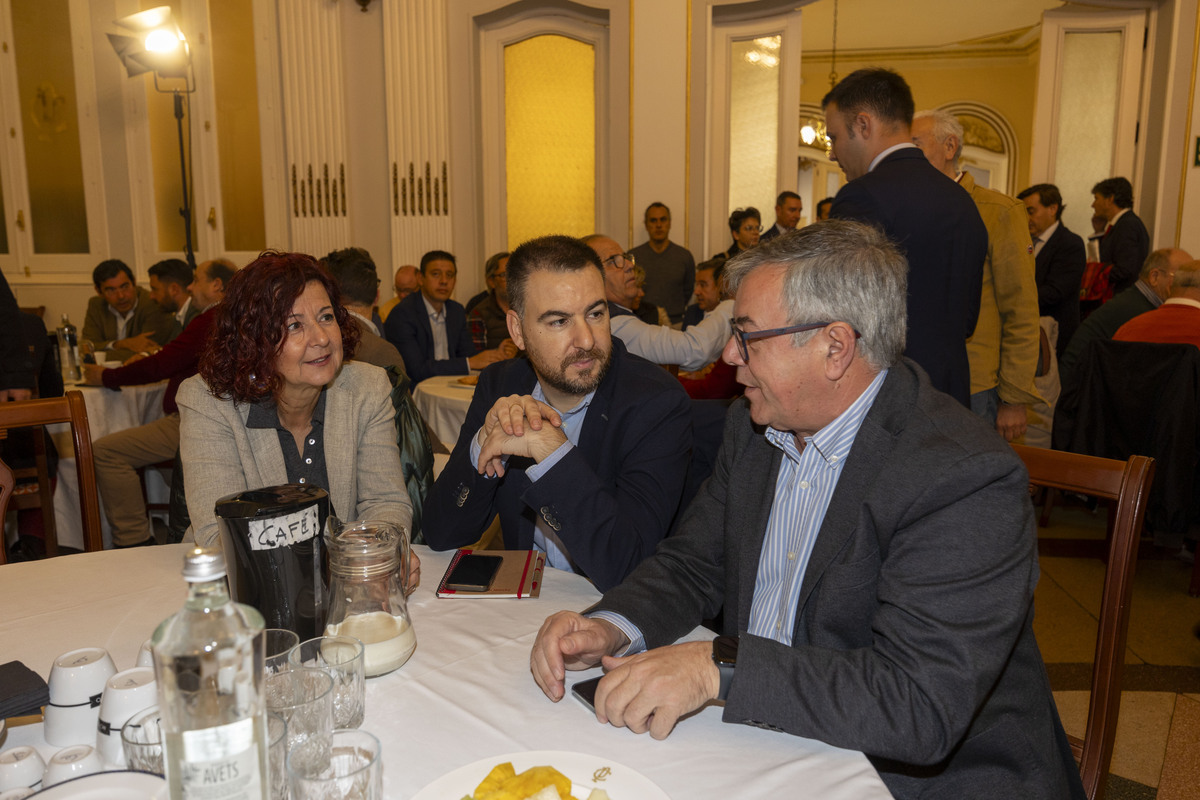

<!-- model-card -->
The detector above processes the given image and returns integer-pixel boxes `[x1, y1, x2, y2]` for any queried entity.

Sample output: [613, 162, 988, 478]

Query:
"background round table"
[413, 374, 477, 449]
[50, 381, 169, 550]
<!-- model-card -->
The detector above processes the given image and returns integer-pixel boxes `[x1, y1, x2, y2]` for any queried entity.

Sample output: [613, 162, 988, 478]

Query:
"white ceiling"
[798, 0, 1067, 53]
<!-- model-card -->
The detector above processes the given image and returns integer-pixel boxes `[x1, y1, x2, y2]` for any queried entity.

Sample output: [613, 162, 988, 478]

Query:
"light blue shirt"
[469, 382, 596, 571]
[746, 368, 887, 645]
[594, 368, 888, 653]
[422, 294, 450, 361]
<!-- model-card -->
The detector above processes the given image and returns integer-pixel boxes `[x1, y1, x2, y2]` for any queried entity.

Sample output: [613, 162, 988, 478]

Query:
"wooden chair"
[0, 392, 103, 562]
[1012, 444, 1154, 800]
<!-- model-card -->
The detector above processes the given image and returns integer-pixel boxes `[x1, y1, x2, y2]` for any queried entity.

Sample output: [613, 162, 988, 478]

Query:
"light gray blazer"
[177, 362, 412, 548]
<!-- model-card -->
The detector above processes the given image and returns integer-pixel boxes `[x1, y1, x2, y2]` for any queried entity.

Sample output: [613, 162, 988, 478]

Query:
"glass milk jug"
[323, 520, 416, 677]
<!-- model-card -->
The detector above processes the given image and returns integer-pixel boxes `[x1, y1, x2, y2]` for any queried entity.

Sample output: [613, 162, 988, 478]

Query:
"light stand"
[170, 89, 195, 271]
[108, 7, 196, 270]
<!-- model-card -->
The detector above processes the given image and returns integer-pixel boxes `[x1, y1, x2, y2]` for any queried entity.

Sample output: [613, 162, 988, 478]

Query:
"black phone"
[445, 554, 502, 592]
[570, 675, 602, 713]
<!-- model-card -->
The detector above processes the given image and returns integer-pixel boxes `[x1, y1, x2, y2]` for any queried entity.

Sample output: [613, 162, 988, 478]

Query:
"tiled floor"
[1033, 500, 1200, 799]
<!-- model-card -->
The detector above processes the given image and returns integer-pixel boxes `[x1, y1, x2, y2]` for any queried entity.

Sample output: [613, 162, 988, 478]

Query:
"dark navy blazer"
[383, 291, 477, 384]
[830, 147, 988, 405]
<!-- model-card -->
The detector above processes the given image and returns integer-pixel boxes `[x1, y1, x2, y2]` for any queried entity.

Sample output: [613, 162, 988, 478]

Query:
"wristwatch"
[711, 635, 738, 701]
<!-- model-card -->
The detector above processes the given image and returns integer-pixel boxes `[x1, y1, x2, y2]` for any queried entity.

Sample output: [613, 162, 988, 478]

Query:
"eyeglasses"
[603, 252, 636, 270]
[731, 321, 860, 362]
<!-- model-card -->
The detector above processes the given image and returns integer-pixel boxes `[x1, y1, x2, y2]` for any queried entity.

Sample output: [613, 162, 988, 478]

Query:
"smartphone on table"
[444, 553, 503, 592]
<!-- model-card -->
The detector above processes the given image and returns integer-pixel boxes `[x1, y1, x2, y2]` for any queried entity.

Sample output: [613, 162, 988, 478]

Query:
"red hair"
[200, 251, 360, 403]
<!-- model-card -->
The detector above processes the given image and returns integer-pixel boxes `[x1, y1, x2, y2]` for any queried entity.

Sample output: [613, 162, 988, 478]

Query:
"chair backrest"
[0, 392, 103, 557]
[1012, 444, 1154, 800]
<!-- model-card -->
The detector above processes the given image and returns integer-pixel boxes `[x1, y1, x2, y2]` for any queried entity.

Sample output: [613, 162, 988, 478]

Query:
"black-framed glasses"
[731, 321, 859, 362]
[603, 252, 636, 270]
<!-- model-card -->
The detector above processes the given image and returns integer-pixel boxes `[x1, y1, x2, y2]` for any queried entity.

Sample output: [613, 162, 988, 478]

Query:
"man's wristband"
[712, 635, 738, 701]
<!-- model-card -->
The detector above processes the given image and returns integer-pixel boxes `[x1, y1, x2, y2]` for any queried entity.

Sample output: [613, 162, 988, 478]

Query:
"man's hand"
[593, 641, 720, 740]
[467, 348, 506, 371]
[477, 416, 567, 476]
[115, 332, 158, 354]
[995, 402, 1027, 442]
[0, 388, 32, 402]
[499, 339, 519, 359]
[475, 395, 563, 476]
[81, 364, 107, 386]
[481, 394, 561, 440]
[530, 611, 628, 702]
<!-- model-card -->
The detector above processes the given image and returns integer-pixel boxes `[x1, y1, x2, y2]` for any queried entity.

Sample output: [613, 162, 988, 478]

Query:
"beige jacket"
[961, 173, 1043, 405]
[177, 361, 412, 548]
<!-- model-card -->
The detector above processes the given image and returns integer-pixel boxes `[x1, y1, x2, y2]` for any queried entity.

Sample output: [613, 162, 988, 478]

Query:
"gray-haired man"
[531, 220, 1084, 799]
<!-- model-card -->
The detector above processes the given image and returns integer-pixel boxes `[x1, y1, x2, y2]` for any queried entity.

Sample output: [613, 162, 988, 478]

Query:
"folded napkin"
[0, 661, 49, 718]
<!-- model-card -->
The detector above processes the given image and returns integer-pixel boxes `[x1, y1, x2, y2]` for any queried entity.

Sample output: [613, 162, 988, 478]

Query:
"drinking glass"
[286, 637, 365, 729]
[121, 705, 163, 774]
[263, 628, 301, 676]
[267, 711, 288, 800]
[287, 729, 381, 800]
[265, 667, 334, 774]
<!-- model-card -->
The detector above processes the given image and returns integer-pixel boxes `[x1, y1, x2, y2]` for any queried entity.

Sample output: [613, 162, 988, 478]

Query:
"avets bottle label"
[178, 717, 262, 799]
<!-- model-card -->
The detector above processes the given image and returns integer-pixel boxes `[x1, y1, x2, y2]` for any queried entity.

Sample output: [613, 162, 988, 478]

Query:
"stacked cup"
[43, 648, 116, 747]
[96, 667, 157, 768]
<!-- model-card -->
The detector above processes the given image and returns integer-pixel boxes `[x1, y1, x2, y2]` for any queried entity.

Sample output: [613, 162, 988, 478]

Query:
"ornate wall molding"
[276, 0, 351, 254]
[383, 0, 452, 262]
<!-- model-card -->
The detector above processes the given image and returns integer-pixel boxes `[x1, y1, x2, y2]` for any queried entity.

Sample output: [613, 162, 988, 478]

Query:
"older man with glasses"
[532, 220, 1085, 800]
[584, 235, 733, 371]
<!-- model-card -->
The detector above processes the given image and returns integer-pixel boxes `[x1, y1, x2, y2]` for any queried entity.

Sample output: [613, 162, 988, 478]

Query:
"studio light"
[107, 6, 196, 270]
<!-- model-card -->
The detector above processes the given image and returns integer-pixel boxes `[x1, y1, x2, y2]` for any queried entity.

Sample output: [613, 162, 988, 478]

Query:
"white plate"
[29, 771, 166, 799]
[411, 750, 669, 800]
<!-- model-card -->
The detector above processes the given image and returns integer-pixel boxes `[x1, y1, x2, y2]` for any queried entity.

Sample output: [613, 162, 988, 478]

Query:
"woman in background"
[720, 207, 762, 258]
[177, 250, 418, 586]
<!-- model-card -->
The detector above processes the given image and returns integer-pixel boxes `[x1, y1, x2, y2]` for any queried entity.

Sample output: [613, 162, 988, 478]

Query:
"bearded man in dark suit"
[530, 221, 1084, 800]
[822, 68, 987, 406]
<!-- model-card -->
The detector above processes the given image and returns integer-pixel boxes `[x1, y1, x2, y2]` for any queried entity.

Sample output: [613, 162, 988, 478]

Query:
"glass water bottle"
[324, 520, 416, 677]
[56, 314, 81, 382]
[153, 547, 268, 800]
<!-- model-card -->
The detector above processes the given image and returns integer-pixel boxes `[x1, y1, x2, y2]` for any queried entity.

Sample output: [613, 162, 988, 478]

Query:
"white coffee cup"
[0, 747, 44, 792]
[42, 745, 103, 787]
[44, 648, 116, 746]
[92, 351, 107, 366]
[0, 788, 37, 800]
[136, 639, 155, 669]
[96, 667, 157, 768]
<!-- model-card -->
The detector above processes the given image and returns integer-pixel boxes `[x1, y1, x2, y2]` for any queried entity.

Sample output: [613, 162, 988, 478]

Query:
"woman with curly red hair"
[177, 251, 417, 584]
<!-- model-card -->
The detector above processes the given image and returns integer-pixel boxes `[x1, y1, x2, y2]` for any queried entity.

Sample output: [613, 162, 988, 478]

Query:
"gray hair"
[1174, 261, 1200, 290]
[913, 109, 964, 162]
[722, 220, 908, 370]
[1141, 249, 1178, 281]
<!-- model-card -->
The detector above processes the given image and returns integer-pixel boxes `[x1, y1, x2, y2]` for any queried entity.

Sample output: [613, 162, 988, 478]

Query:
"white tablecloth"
[0, 545, 892, 799]
[413, 375, 476, 449]
[51, 382, 169, 550]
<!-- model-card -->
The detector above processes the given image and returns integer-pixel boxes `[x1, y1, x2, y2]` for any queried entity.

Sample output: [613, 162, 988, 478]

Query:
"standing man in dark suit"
[1018, 183, 1087, 356]
[383, 250, 512, 384]
[423, 235, 692, 592]
[758, 191, 803, 244]
[1093, 176, 1150, 294]
[530, 221, 1084, 800]
[823, 68, 987, 406]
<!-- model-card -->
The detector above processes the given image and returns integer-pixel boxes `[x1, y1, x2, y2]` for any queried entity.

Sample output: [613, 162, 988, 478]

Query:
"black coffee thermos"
[213, 484, 329, 640]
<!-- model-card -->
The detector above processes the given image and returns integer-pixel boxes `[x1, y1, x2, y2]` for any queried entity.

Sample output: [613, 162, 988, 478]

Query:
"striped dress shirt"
[746, 368, 888, 645]
[594, 367, 888, 654]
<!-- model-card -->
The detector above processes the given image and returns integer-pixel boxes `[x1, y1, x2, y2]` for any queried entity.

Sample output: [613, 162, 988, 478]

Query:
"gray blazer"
[595, 359, 1082, 799]
[177, 362, 412, 548]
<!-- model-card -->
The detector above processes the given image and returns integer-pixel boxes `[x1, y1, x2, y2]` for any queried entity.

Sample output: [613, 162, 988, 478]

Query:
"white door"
[1031, 6, 1147, 239]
